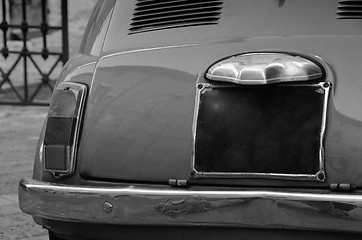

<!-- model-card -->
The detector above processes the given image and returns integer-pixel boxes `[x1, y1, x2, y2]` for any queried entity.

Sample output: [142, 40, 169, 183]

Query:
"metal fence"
[0, 0, 68, 105]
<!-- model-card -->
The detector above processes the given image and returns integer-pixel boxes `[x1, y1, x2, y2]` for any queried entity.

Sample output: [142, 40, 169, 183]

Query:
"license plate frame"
[191, 82, 330, 182]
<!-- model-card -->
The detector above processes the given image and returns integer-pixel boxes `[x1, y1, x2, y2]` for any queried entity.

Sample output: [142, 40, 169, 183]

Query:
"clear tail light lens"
[206, 53, 323, 85]
[43, 82, 87, 177]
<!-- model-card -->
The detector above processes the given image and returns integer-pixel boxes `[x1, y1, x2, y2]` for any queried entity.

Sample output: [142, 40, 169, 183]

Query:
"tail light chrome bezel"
[43, 82, 87, 178]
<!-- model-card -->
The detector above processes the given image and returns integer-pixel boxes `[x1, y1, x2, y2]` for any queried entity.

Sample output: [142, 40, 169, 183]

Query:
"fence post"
[61, 0, 68, 64]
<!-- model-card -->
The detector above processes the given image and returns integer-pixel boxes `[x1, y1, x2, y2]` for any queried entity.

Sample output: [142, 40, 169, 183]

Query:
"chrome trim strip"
[19, 178, 362, 233]
[191, 82, 330, 181]
[101, 43, 203, 60]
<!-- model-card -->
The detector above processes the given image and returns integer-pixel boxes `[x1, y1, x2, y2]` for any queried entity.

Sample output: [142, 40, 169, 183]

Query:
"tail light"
[43, 82, 87, 177]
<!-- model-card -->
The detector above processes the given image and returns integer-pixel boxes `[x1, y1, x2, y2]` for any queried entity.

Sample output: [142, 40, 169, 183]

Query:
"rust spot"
[155, 198, 215, 216]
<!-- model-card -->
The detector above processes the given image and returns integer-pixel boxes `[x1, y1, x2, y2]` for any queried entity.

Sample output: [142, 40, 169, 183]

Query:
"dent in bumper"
[19, 178, 362, 233]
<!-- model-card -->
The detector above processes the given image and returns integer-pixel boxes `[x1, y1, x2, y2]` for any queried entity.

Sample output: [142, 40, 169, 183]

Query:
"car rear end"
[19, 0, 362, 239]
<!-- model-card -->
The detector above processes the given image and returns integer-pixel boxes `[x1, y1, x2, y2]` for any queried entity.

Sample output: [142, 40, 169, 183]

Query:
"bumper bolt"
[102, 201, 113, 213]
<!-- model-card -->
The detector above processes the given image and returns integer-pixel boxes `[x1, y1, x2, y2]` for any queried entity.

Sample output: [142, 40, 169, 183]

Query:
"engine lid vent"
[337, 0, 362, 19]
[129, 0, 223, 34]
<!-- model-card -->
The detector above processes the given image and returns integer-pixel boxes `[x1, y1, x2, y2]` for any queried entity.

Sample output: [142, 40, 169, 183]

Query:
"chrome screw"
[317, 172, 326, 181]
[102, 201, 113, 213]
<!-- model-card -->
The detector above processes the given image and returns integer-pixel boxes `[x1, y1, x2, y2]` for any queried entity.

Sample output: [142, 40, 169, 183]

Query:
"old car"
[19, 0, 362, 239]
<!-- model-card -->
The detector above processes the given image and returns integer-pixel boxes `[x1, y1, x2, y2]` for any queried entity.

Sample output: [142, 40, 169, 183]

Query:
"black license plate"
[192, 82, 329, 181]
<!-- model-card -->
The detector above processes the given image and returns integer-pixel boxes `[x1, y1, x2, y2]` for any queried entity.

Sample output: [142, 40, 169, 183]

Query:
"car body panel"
[104, 0, 362, 53]
[79, 0, 116, 56]
[78, 35, 362, 187]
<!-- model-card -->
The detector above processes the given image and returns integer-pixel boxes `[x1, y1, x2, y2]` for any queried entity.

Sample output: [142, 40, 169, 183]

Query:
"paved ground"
[0, 0, 98, 239]
[0, 106, 48, 239]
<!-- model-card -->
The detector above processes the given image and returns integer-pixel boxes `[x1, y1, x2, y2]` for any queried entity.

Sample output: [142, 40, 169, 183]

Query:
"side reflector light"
[206, 53, 323, 85]
[44, 82, 87, 177]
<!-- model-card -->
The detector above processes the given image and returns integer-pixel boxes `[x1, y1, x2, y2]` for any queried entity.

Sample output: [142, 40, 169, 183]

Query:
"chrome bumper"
[19, 178, 362, 233]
